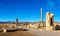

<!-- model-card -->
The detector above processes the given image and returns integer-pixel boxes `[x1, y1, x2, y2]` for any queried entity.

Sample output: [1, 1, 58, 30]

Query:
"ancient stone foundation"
[46, 12, 54, 30]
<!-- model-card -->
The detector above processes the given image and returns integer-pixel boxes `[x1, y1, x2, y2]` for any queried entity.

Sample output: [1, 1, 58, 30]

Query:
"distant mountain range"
[0, 21, 59, 24]
[0, 21, 39, 24]
[0, 21, 15, 24]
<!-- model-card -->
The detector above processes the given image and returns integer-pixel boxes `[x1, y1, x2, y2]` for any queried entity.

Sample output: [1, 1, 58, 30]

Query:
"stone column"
[40, 8, 43, 27]
[16, 18, 18, 26]
[46, 12, 50, 30]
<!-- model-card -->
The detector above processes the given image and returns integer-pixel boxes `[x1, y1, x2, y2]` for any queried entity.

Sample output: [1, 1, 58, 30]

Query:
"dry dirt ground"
[0, 24, 39, 36]
[0, 31, 38, 36]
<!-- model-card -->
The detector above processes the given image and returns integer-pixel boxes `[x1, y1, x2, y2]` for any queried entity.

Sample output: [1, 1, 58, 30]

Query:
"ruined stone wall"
[26, 23, 40, 29]
[46, 12, 54, 30]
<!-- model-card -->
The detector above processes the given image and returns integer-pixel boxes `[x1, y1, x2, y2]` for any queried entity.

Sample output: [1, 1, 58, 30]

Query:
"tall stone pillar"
[46, 12, 54, 30]
[16, 18, 18, 26]
[40, 8, 43, 27]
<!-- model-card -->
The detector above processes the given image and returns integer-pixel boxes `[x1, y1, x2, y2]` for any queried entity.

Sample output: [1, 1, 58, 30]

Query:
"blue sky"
[0, 0, 60, 22]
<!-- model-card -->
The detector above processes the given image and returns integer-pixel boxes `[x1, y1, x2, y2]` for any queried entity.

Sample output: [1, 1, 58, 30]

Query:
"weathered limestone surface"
[46, 12, 54, 30]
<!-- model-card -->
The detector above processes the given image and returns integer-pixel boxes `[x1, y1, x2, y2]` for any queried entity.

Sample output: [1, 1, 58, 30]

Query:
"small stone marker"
[3, 28, 6, 33]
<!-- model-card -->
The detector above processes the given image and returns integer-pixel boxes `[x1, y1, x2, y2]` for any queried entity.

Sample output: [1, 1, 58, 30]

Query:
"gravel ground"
[27, 28, 60, 36]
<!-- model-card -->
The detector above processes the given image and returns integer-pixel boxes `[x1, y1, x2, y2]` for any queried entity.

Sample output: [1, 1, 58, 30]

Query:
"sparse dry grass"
[0, 31, 38, 36]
